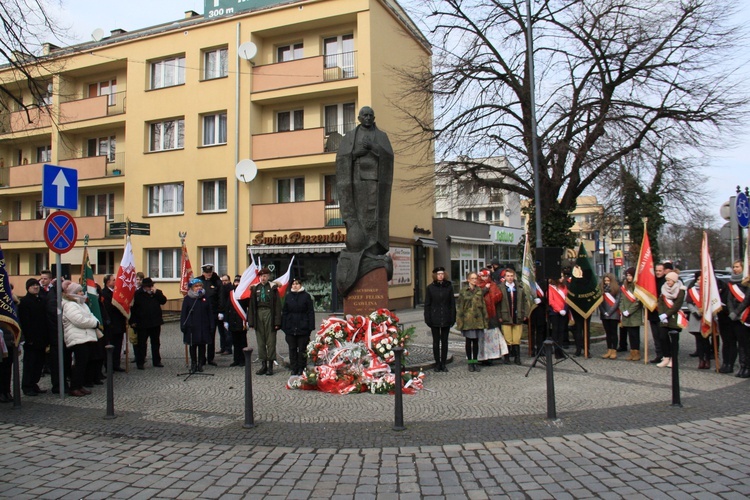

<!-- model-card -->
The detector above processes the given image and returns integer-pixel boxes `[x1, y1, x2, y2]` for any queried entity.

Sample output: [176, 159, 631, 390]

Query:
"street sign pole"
[56, 252, 64, 400]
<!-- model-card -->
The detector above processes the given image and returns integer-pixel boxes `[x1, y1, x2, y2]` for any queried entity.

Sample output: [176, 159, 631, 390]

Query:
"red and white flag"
[179, 243, 194, 296]
[230, 251, 260, 320]
[700, 231, 722, 336]
[113, 237, 137, 319]
[273, 256, 296, 299]
[634, 226, 658, 311]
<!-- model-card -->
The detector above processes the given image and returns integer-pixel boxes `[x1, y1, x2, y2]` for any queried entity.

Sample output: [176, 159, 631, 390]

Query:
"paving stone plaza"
[2, 308, 750, 498]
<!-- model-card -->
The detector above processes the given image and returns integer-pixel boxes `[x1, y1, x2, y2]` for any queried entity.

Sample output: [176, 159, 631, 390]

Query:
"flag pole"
[180, 231, 189, 368]
[712, 321, 719, 372]
[642, 217, 649, 364]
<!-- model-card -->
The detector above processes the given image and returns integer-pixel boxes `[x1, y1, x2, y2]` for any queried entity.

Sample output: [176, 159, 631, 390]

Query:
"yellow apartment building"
[0, 0, 434, 311]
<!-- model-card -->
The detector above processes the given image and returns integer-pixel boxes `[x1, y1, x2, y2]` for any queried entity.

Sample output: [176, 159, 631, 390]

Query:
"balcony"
[59, 91, 126, 124]
[0, 106, 52, 135]
[7, 215, 106, 242]
[6, 153, 121, 188]
[252, 124, 354, 161]
[252, 201, 344, 231]
[252, 52, 358, 93]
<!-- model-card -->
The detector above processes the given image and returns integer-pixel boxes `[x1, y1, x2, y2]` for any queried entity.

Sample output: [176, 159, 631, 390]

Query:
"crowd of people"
[424, 258, 750, 376]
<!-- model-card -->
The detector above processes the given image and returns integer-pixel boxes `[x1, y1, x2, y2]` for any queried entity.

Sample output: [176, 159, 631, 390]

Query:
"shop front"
[488, 225, 525, 269]
[432, 218, 494, 293]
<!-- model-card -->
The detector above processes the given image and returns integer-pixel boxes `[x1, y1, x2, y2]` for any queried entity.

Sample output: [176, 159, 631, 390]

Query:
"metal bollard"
[243, 347, 255, 429]
[543, 339, 557, 419]
[670, 331, 682, 407]
[12, 345, 21, 409]
[392, 346, 405, 431]
[104, 345, 116, 419]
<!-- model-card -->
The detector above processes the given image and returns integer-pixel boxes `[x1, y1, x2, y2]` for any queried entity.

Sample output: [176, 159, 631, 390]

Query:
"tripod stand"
[176, 295, 214, 382]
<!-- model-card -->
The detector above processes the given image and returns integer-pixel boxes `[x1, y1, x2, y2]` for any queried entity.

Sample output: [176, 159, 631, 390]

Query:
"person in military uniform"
[247, 268, 282, 376]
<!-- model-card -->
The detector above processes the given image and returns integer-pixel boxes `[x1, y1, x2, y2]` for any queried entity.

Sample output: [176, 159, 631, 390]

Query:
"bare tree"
[396, 0, 749, 246]
[0, 0, 68, 118]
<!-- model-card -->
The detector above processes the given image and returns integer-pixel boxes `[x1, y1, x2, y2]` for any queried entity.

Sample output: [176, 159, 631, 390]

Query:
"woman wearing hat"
[618, 268, 643, 361]
[19, 278, 48, 396]
[180, 278, 214, 372]
[656, 271, 686, 368]
[281, 278, 316, 376]
[424, 267, 456, 372]
[61, 280, 101, 397]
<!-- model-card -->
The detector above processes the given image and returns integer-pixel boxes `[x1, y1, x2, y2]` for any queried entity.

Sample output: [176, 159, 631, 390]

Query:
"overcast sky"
[50, 0, 750, 222]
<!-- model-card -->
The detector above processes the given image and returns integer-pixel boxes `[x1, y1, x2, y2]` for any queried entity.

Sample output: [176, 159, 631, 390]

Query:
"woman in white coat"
[61, 281, 101, 397]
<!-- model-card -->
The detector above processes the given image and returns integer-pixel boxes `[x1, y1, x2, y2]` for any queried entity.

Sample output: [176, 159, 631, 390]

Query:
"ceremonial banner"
[273, 256, 296, 299]
[0, 245, 21, 351]
[700, 232, 722, 336]
[521, 234, 539, 314]
[80, 245, 103, 323]
[179, 242, 194, 296]
[113, 237, 136, 319]
[231, 250, 260, 320]
[634, 226, 658, 311]
[565, 243, 602, 318]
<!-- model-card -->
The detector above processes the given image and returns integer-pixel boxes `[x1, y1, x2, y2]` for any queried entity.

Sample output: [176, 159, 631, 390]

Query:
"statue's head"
[358, 106, 375, 128]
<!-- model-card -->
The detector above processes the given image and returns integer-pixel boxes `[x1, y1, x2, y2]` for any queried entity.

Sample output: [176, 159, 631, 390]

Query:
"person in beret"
[424, 267, 456, 372]
[248, 267, 282, 376]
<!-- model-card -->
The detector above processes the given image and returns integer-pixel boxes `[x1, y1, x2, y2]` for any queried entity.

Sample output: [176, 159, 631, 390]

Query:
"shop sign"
[252, 230, 346, 246]
[493, 229, 516, 244]
[387, 246, 412, 286]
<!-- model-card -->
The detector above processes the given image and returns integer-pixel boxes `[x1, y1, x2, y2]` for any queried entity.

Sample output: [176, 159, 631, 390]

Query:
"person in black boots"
[648, 262, 669, 364]
[248, 268, 282, 376]
[282, 278, 316, 376]
[220, 275, 249, 368]
[181, 279, 214, 372]
[456, 271, 488, 372]
[198, 264, 223, 366]
[19, 279, 48, 396]
[129, 277, 167, 369]
[424, 267, 456, 372]
[599, 273, 621, 360]
[727, 260, 749, 378]
[101, 274, 127, 372]
[498, 268, 529, 365]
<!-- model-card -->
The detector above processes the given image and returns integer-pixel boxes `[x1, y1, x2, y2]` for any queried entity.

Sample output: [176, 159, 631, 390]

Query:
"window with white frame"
[85, 193, 115, 221]
[202, 179, 227, 212]
[277, 42, 303, 62]
[149, 118, 184, 151]
[148, 183, 184, 215]
[87, 136, 116, 162]
[323, 34, 354, 77]
[485, 209, 502, 222]
[277, 110, 304, 132]
[435, 211, 448, 218]
[88, 79, 116, 105]
[200, 247, 227, 275]
[150, 56, 186, 89]
[12, 201, 22, 221]
[464, 210, 480, 222]
[203, 47, 228, 80]
[324, 103, 355, 136]
[36, 145, 52, 163]
[202, 112, 227, 146]
[35, 201, 51, 220]
[435, 185, 449, 198]
[147, 248, 180, 279]
[97, 250, 116, 275]
[277, 177, 305, 203]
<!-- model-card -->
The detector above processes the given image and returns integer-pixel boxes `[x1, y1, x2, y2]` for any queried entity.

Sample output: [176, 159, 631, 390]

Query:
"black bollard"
[543, 339, 557, 419]
[392, 346, 405, 431]
[243, 347, 255, 429]
[670, 330, 682, 407]
[12, 345, 21, 409]
[105, 345, 116, 419]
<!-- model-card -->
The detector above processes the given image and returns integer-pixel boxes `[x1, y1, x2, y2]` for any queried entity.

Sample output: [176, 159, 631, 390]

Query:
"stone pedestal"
[343, 267, 389, 317]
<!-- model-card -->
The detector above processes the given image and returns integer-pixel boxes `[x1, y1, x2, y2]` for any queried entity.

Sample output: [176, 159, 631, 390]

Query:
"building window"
[33, 253, 49, 275]
[485, 209, 502, 222]
[324, 34, 354, 78]
[202, 179, 227, 212]
[35, 201, 51, 220]
[147, 248, 180, 279]
[148, 183, 184, 215]
[88, 79, 116, 105]
[85, 193, 115, 221]
[202, 112, 227, 146]
[150, 56, 186, 89]
[200, 247, 227, 275]
[277, 110, 304, 132]
[36, 145, 52, 163]
[97, 250, 116, 275]
[436, 211, 448, 218]
[87, 136, 116, 162]
[277, 177, 305, 203]
[464, 210, 480, 222]
[435, 185, 449, 198]
[277, 43, 303, 62]
[324, 175, 338, 206]
[203, 47, 228, 80]
[149, 118, 184, 151]
[12, 201, 22, 221]
[35, 82, 53, 106]
[324, 103, 356, 136]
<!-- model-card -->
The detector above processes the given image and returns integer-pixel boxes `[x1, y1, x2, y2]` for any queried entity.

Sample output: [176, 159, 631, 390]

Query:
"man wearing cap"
[19, 279, 48, 395]
[101, 274, 127, 372]
[129, 277, 167, 369]
[198, 264, 223, 366]
[248, 268, 282, 375]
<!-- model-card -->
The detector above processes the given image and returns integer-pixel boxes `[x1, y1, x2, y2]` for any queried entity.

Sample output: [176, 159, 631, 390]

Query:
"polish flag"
[113, 237, 137, 319]
[273, 256, 296, 299]
[700, 232, 722, 336]
[230, 252, 260, 320]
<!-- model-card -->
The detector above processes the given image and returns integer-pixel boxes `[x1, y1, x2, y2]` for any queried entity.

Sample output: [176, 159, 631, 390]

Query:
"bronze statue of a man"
[335, 106, 394, 296]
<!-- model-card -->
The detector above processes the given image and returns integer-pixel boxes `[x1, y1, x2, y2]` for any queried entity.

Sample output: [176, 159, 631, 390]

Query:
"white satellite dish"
[235, 159, 257, 183]
[238, 41, 258, 61]
[91, 28, 105, 42]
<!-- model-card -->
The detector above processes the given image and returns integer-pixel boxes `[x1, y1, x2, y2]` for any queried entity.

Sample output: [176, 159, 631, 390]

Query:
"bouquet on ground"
[287, 309, 423, 394]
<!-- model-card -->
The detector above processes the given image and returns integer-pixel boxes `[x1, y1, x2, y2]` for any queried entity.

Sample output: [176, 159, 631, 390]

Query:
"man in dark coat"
[101, 274, 127, 372]
[129, 277, 167, 369]
[281, 278, 316, 375]
[20, 279, 48, 395]
[424, 267, 456, 372]
[198, 264, 223, 365]
[181, 278, 215, 372]
[248, 268, 282, 376]
[219, 275, 249, 367]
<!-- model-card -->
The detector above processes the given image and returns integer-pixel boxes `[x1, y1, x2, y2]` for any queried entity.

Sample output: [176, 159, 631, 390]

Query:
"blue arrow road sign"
[42, 164, 78, 210]
[738, 192, 750, 229]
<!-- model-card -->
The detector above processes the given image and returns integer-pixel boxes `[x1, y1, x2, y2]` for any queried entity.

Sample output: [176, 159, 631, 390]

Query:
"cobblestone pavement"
[2, 308, 750, 498]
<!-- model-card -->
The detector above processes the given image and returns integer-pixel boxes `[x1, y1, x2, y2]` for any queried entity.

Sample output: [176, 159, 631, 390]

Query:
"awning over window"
[448, 235, 494, 246]
[415, 237, 439, 248]
[248, 243, 345, 255]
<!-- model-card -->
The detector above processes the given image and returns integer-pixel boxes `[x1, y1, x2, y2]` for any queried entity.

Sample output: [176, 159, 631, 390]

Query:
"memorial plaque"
[344, 267, 389, 316]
